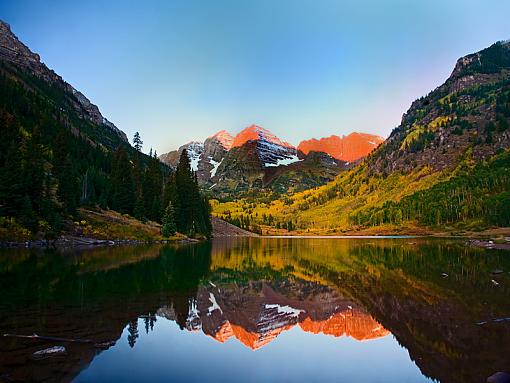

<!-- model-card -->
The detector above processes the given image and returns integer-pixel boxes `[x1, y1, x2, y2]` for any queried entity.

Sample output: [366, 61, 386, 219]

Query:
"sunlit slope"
[213, 41, 510, 233]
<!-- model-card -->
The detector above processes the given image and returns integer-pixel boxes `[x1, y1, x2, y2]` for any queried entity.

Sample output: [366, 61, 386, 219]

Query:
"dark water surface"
[0, 238, 509, 382]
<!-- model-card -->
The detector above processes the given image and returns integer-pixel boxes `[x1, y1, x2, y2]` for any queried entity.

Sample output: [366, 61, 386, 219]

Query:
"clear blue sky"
[2, 0, 510, 153]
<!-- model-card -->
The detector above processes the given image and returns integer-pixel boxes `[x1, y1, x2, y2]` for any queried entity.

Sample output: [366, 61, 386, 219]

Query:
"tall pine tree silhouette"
[164, 149, 211, 238]
[111, 145, 135, 214]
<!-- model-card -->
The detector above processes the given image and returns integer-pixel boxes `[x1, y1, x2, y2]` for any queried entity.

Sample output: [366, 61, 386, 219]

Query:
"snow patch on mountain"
[186, 142, 204, 171]
[187, 300, 202, 331]
[208, 293, 223, 315]
[265, 155, 302, 168]
[256, 137, 298, 168]
[264, 304, 304, 318]
[209, 157, 223, 177]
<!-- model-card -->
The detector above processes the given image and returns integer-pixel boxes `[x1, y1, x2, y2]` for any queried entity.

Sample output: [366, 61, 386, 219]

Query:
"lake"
[0, 238, 509, 382]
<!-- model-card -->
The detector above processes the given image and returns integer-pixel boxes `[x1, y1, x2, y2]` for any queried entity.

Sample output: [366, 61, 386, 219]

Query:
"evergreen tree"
[134, 190, 146, 221]
[22, 127, 47, 216]
[161, 201, 177, 237]
[111, 145, 135, 214]
[163, 149, 212, 238]
[127, 320, 139, 348]
[0, 140, 25, 217]
[174, 149, 194, 233]
[143, 152, 163, 221]
[55, 154, 78, 214]
[133, 132, 143, 152]
[132, 153, 145, 220]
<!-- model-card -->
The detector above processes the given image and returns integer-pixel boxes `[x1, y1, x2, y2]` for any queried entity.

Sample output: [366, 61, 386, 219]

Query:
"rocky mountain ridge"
[367, 40, 510, 176]
[160, 124, 381, 196]
[0, 20, 128, 143]
[156, 280, 389, 350]
[298, 132, 384, 162]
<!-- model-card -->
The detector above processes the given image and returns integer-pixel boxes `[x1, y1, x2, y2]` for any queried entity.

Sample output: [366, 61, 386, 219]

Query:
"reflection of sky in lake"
[75, 318, 432, 383]
[2, 238, 509, 382]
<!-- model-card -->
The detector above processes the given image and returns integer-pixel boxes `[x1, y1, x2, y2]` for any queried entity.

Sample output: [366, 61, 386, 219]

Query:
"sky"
[1, 0, 510, 154]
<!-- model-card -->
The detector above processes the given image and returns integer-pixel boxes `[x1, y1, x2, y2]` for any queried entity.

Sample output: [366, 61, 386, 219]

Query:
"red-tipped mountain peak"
[209, 130, 234, 150]
[297, 132, 384, 162]
[232, 124, 295, 149]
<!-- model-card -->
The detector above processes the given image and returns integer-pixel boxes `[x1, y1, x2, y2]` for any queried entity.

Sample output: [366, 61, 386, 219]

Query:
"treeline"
[105, 144, 212, 238]
[222, 214, 261, 234]
[222, 211, 297, 233]
[350, 150, 510, 228]
[0, 65, 120, 237]
[0, 63, 211, 239]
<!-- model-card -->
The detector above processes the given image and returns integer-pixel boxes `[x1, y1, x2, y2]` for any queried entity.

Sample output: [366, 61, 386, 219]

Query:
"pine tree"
[22, 128, 46, 216]
[56, 154, 78, 214]
[163, 149, 212, 238]
[132, 153, 145, 220]
[127, 320, 139, 348]
[174, 149, 194, 233]
[111, 145, 135, 214]
[143, 152, 163, 221]
[161, 201, 177, 237]
[134, 190, 146, 221]
[0, 140, 25, 217]
[133, 132, 143, 152]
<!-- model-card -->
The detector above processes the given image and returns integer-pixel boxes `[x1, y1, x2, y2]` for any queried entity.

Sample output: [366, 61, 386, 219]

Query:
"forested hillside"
[213, 41, 510, 234]
[0, 21, 211, 240]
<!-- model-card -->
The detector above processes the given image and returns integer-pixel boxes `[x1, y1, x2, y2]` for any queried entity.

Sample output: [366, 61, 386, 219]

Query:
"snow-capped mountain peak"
[232, 124, 295, 149]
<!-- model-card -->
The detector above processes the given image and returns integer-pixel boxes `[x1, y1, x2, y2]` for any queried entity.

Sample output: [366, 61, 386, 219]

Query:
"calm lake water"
[0, 238, 509, 382]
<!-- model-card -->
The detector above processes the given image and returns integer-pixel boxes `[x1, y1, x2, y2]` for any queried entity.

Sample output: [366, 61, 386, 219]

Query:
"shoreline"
[0, 235, 199, 249]
[258, 226, 510, 239]
[2, 226, 509, 250]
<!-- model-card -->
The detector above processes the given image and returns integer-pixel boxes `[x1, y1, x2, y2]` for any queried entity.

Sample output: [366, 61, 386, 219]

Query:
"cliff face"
[0, 20, 128, 142]
[298, 132, 384, 162]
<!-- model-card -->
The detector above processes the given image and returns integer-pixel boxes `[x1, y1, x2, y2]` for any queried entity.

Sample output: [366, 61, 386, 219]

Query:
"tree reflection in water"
[0, 238, 508, 383]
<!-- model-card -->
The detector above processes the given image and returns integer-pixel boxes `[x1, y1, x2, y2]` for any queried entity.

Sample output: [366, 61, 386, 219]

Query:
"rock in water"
[32, 346, 67, 359]
[487, 372, 510, 383]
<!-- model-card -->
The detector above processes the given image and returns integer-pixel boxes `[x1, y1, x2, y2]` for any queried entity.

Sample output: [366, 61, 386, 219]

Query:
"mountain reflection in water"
[0, 238, 509, 383]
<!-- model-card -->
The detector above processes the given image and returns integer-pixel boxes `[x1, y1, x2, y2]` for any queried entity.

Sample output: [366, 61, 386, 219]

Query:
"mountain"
[159, 130, 234, 182]
[156, 279, 389, 350]
[298, 132, 384, 162]
[0, 19, 140, 235]
[0, 20, 212, 239]
[366, 40, 510, 176]
[160, 125, 381, 196]
[230, 124, 297, 166]
[212, 41, 510, 232]
[0, 20, 128, 145]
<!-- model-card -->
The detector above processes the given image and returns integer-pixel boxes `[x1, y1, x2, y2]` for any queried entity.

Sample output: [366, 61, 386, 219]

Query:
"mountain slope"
[212, 41, 510, 233]
[0, 20, 128, 146]
[0, 20, 175, 237]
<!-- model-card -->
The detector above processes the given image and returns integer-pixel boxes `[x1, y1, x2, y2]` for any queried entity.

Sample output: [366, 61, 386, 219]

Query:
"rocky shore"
[467, 238, 510, 251]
